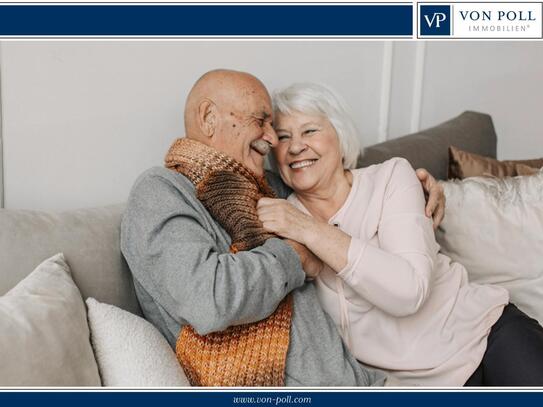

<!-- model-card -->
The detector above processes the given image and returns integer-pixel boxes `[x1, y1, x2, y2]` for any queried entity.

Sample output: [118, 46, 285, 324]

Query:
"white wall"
[0, 41, 385, 211]
[0, 41, 542, 211]
[420, 42, 543, 160]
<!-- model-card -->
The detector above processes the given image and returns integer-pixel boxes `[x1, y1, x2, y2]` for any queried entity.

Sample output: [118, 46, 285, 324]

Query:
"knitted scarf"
[165, 137, 293, 387]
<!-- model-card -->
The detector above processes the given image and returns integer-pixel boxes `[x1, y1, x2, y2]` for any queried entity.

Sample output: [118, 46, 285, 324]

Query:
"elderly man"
[121, 69, 444, 387]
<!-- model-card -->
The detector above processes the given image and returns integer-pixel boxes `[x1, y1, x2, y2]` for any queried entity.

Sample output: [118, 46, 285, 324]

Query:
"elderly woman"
[257, 83, 543, 386]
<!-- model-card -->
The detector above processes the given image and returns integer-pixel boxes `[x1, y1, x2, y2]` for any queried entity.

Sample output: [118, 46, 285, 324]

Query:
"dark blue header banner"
[0, 4, 412, 37]
[2, 390, 543, 406]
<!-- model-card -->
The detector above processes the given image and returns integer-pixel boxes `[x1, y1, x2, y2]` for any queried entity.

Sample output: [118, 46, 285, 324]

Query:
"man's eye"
[256, 119, 265, 127]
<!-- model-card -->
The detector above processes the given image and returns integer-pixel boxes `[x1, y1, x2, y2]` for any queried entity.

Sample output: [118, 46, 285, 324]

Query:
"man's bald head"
[184, 69, 269, 139]
[180, 69, 277, 176]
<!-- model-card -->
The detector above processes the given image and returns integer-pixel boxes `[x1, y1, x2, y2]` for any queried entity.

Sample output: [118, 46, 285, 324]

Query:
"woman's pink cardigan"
[288, 158, 508, 386]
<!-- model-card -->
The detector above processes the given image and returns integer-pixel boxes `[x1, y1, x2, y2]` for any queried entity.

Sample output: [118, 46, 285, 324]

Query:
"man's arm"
[121, 170, 306, 335]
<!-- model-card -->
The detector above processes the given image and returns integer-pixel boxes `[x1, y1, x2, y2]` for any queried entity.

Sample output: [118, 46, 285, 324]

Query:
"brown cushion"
[448, 146, 543, 179]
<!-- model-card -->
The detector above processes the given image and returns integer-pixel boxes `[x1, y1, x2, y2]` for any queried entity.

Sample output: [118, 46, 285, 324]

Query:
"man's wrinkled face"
[212, 83, 278, 177]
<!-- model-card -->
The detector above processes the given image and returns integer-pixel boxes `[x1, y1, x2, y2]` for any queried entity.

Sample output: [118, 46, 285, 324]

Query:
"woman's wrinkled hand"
[415, 168, 446, 229]
[257, 197, 316, 245]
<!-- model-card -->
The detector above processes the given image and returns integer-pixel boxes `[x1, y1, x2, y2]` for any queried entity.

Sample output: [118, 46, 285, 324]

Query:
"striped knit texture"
[165, 138, 293, 387]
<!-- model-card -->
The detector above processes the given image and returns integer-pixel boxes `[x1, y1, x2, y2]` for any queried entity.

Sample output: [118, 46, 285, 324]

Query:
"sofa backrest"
[0, 111, 497, 316]
[0, 204, 142, 316]
[358, 111, 497, 180]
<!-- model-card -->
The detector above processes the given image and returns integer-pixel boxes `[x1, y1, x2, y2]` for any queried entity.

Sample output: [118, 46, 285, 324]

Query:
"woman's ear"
[198, 99, 217, 138]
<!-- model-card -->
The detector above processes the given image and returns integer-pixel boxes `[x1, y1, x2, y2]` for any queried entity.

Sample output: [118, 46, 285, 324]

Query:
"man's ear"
[198, 99, 218, 138]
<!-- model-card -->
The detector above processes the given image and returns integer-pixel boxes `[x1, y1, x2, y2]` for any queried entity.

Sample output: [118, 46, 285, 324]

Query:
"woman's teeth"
[290, 159, 317, 169]
[250, 140, 271, 155]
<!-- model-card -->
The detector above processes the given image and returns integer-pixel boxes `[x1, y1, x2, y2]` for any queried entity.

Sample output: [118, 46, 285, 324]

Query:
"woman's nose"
[288, 140, 307, 155]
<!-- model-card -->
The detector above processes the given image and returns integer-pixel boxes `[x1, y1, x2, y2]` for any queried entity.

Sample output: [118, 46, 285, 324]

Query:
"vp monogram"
[419, 4, 451, 35]
[424, 12, 448, 28]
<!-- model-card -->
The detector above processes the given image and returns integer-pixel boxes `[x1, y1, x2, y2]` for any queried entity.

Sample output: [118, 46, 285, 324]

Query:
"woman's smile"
[289, 159, 318, 169]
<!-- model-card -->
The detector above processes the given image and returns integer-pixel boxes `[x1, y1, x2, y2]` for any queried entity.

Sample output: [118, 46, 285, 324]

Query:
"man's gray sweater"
[121, 166, 385, 386]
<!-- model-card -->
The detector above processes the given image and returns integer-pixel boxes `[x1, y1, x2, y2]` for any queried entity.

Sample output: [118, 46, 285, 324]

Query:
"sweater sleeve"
[337, 158, 439, 317]
[121, 169, 306, 335]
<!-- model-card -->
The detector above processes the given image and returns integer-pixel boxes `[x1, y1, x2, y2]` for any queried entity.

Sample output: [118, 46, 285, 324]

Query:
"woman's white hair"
[272, 82, 362, 169]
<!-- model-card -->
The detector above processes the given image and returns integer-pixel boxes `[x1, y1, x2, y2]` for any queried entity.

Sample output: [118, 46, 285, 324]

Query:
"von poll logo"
[420, 4, 451, 35]
[419, 2, 543, 38]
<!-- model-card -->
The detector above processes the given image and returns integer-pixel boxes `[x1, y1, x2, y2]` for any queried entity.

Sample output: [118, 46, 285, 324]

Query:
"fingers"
[423, 179, 446, 228]
[257, 206, 279, 231]
[432, 192, 446, 229]
[256, 197, 276, 208]
[257, 200, 282, 218]
[425, 192, 439, 218]
[257, 203, 283, 233]
[256, 207, 274, 224]
[432, 204, 445, 230]
[424, 180, 444, 217]
[416, 168, 429, 183]
[260, 220, 276, 233]
[416, 169, 431, 191]
[416, 169, 437, 198]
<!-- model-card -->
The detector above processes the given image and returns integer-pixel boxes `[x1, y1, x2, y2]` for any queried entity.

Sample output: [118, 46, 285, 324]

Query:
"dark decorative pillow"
[448, 145, 543, 179]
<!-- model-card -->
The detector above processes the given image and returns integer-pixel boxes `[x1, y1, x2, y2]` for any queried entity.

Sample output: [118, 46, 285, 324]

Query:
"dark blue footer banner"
[0, 4, 412, 36]
[1, 391, 543, 407]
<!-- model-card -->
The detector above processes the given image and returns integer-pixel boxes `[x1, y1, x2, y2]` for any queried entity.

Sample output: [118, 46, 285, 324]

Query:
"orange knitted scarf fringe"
[165, 138, 293, 387]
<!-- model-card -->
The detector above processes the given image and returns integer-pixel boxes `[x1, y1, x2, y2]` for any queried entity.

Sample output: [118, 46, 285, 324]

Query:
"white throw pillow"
[86, 297, 190, 387]
[0, 253, 101, 386]
[436, 170, 543, 323]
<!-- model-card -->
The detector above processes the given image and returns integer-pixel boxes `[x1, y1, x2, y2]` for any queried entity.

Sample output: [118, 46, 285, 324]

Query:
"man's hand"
[285, 239, 323, 279]
[416, 168, 446, 229]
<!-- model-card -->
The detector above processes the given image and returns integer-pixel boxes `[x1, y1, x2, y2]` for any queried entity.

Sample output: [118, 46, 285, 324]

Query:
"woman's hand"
[257, 197, 317, 245]
[257, 197, 351, 274]
[415, 168, 446, 229]
[284, 239, 324, 279]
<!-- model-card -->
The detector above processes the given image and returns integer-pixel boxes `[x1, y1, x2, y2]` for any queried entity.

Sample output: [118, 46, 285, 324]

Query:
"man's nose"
[262, 124, 278, 147]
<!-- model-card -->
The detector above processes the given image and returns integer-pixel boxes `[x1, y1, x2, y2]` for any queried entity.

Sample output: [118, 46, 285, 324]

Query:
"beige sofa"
[0, 111, 497, 386]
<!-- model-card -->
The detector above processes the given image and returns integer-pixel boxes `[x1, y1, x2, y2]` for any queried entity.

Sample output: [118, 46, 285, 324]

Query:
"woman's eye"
[304, 129, 317, 135]
[278, 134, 290, 141]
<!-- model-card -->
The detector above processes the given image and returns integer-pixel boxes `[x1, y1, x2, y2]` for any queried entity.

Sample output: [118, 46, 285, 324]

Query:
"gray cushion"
[358, 111, 497, 180]
[0, 204, 141, 316]
[0, 254, 102, 386]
